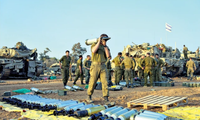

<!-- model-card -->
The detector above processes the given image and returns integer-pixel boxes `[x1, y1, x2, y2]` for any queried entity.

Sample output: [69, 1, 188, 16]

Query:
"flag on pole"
[165, 23, 172, 32]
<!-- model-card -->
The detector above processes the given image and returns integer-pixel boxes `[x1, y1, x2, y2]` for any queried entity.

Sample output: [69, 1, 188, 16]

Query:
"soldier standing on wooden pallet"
[183, 45, 188, 59]
[155, 54, 165, 82]
[112, 52, 122, 85]
[186, 58, 196, 81]
[59, 50, 71, 87]
[87, 34, 112, 105]
[121, 53, 135, 88]
[141, 53, 157, 87]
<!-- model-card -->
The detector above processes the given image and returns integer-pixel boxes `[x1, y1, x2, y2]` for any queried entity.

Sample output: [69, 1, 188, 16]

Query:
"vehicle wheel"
[36, 67, 43, 77]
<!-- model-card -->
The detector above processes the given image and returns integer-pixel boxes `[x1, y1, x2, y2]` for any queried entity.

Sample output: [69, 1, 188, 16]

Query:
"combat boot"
[104, 96, 115, 107]
[87, 95, 94, 103]
[81, 82, 85, 85]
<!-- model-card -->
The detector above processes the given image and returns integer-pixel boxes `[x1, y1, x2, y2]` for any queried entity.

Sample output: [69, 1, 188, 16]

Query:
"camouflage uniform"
[137, 58, 144, 79]
[59, 56, 71, 85]
[151, 56, 158, 82]
[141, 56, 157, 86]
[121, 56, 135, 87]
[87, 43, 110, 97]
[132, 58, 136, 78]
[69, 70, 72, 81]
[121, 60, 125, 80]
[105, 59, 112, 81]
[183, 47, 188, 59]
[73, 59, 84, 84]
[84, 59, 92, 84]
[156, 58, 164, 81]
[112, 56, 122, 85]
[186, 59, 196, 80]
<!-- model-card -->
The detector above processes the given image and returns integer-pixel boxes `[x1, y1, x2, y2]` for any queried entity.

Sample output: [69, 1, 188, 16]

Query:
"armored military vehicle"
[0, 42, 43, 79]
[122, 43, 186, 77]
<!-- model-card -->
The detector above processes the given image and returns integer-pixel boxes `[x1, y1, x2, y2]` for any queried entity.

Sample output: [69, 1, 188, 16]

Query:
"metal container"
[87, 105, 108, 116]
[117, 109, 138, 120]
[85, 37, 111, 46]
[64, 103, 86, 111]
[110, 108, 130, 120]
[104, 107, 123, 118]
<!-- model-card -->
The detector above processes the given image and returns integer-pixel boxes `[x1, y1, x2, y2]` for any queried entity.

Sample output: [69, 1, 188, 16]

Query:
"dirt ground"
[0, 76, 200, 119]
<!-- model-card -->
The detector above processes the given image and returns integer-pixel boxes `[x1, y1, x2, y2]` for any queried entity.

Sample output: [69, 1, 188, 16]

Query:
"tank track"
[0, 68, 10, 80]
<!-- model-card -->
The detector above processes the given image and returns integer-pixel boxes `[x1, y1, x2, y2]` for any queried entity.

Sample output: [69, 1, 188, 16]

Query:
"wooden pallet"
[127, 95, 188, 111]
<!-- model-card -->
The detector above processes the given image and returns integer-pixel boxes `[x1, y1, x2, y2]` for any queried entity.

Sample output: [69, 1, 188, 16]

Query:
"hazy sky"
[0, 0, 199, 59]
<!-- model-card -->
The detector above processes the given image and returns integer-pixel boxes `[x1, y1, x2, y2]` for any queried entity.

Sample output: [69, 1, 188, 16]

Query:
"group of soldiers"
[59, 34, 198, 104]
[112, 52, 165, 88]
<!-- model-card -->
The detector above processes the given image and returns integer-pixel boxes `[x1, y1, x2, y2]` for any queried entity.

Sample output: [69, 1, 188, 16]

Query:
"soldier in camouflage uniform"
[121, 53, 135, 88]
[112, 52, 122, 85]
[155, 54, 165, 81]
[183, 45, 188, 59]
[87, 34, 112, 105]
[69, 70, 73, 81]
[150, 53, 158, 82]
[84, 55, 92, 85]
[130, 55, 136, 79]
[106, 56, 113, 86]
[137, 54, 145, 80]
[106, 56, 112, 81]
[59, 50, 71, 87]
[73, 55, 85, 85]
[120, 57, 125, 81]
[186, 58, 196, 80]
[141, 53, 157, 87]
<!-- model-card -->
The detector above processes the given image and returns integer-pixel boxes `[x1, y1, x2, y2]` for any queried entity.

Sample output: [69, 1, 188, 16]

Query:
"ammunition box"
[58, 90, 67, 96]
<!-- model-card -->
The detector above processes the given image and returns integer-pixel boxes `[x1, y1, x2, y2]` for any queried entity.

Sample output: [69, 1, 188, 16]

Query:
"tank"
[122, 43, 186, 77]
[0, 42, 43, 79]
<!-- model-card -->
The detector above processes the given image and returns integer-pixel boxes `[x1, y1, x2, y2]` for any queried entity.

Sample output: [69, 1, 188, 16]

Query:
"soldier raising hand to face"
[87, 34, 112, 105]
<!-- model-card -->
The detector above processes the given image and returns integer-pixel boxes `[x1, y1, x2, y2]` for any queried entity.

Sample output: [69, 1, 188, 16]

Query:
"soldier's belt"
[92, 62, 105, 65]
[125, 68, 132, 70]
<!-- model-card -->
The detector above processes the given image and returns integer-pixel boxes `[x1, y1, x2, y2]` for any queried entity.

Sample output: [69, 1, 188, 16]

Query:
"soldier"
[137, 54, 145, 80]
[155, 54, 165, 81]
[87, 34, 112, 105]
[106, 56, 112, 82]
[120, 57, 125, 81]
[106, 56, 113, 86]
[183, 45, 188, 59]
[59, 50, 71, 87]
[121, 53, 135, 88]
[130, 55, 136, 79]
[84, 55, 92, 85]
[150, 53, 158, 82]
[186, 58, 196, 81]
[73, 55, 85, 85]
[112, 52, 122, 85]
[69, 70, 73, 81]
[141, 53, 157, 87]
